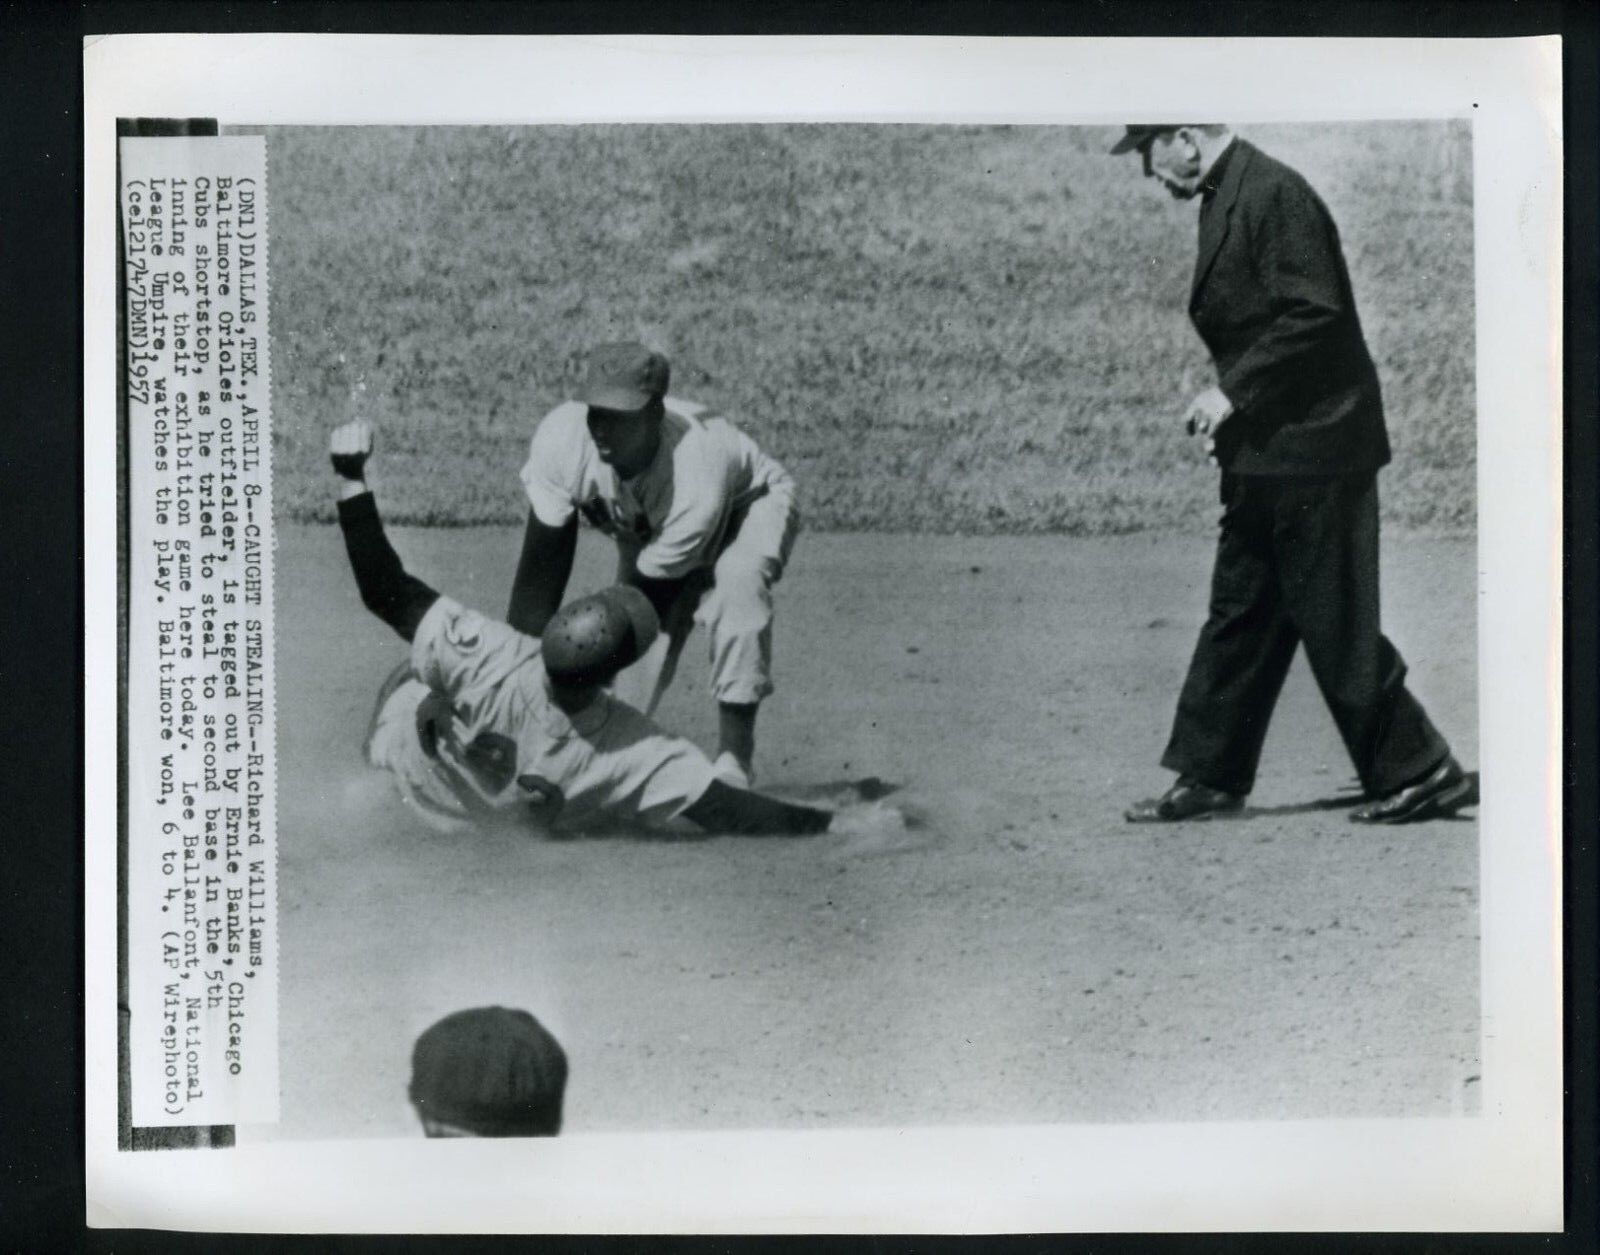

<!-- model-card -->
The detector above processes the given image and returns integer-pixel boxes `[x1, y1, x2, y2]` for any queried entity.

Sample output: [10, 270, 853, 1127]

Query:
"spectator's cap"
[409, 1006, 568, 1136]
[1109, 125, 1181, 154]
[578, 342, 671, 413]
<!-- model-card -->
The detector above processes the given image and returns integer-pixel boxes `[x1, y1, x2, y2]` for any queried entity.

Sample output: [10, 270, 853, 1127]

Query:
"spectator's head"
[409, 1006, 568, 1137]
[1110, 125, 1233, 200]
[579, 342, 671, 478]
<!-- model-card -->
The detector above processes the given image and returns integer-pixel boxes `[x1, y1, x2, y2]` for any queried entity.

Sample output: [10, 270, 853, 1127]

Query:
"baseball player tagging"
[332, 419, 900, 841]
[508, 342, 799, 786]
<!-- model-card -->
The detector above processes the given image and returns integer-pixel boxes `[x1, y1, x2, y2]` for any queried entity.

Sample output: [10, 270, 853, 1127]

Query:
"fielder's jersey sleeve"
[411, 596, 540, 725]
[520, 401, 588, 529]
[633, 409, 794, 581]
[634, 436, 739, 578]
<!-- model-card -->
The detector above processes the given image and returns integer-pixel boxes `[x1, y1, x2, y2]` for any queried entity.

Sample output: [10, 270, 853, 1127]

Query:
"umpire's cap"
[409, 1006, 568, 1136]
[1109, 124, 1182, 154]
[542, 585, 660, 687]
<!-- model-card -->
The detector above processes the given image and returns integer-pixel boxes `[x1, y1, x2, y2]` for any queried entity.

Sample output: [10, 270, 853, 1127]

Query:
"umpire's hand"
[1183, 386, 1234, 466]
[330, 419, 375, 482]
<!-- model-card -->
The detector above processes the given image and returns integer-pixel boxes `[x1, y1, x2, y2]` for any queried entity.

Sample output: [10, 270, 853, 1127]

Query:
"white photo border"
[84, 34, 1562, 1234]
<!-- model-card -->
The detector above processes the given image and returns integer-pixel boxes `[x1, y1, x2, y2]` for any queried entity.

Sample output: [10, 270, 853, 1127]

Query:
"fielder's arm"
[506, 511, 577, 637]
[330, 419, 440, 642]
[622, 569, 691, 624]
[506, 509, 689, 632]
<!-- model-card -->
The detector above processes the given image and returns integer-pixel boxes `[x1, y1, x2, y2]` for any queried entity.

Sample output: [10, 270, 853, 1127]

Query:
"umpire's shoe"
[1350, 755, 1473, 824]
[1124, 777, 1244, 823]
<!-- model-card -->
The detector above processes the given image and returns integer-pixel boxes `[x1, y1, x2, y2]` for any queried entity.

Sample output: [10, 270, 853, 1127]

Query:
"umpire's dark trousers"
[1160, 473, 1450, 798]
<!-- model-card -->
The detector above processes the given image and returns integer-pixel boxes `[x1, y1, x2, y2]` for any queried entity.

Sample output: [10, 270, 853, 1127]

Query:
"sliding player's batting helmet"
[542, 585, 659, 687]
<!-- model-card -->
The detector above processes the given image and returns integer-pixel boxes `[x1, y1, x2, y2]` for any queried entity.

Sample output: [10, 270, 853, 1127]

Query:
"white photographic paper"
[84, 34, 1563, 1234]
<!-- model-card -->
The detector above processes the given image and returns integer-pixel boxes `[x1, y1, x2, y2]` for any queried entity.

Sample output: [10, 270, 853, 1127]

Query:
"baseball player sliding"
[332, 419, 899, 839]
[507, 342, 797, 787]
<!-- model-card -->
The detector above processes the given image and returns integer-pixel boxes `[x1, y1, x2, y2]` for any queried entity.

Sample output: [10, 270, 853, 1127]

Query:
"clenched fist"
[329, 419, 375, 482]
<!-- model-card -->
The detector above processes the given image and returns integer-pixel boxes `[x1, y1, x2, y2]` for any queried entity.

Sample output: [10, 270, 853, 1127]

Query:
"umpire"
[1112, 124, 1472, 825]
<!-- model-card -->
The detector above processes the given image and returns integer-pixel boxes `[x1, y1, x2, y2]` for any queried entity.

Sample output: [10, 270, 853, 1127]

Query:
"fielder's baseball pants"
[614, 481, 800, 711]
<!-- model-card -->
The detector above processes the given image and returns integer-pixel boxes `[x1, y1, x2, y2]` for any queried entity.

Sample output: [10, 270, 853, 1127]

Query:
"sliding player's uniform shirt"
[364, 597, 716, 833]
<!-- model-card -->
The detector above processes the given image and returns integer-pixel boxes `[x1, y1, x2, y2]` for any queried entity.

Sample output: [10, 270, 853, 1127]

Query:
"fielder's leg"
[700, 486, 800, 782]
[610, 564, 709, 717]
[717, 702, 759, 781]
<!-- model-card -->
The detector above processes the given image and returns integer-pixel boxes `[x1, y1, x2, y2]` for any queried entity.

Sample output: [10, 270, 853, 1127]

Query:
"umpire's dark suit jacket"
[1191, 139, 1391, 475]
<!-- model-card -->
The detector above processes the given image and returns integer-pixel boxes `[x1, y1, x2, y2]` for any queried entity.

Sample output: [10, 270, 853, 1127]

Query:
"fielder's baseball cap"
[578, 342, 671, 413]
[409, 1006, 568, 1137]
[1109, 124, 1181, 154]
[542, 584, 660, 687]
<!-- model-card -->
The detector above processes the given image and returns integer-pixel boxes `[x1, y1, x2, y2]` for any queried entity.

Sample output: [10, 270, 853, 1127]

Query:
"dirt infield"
[257, 523, 1478, 1141]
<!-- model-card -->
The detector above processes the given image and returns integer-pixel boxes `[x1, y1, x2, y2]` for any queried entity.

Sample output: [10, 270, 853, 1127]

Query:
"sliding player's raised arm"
[330, 419, 439, 641]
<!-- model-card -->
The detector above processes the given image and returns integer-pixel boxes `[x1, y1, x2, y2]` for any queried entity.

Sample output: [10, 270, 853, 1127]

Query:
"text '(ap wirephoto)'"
[122, 135, 278, 1127]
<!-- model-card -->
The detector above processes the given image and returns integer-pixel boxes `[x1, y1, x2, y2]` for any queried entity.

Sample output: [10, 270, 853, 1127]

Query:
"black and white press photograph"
[260, 116, 1483, 1138]
[85, 35, 1563, 1234]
